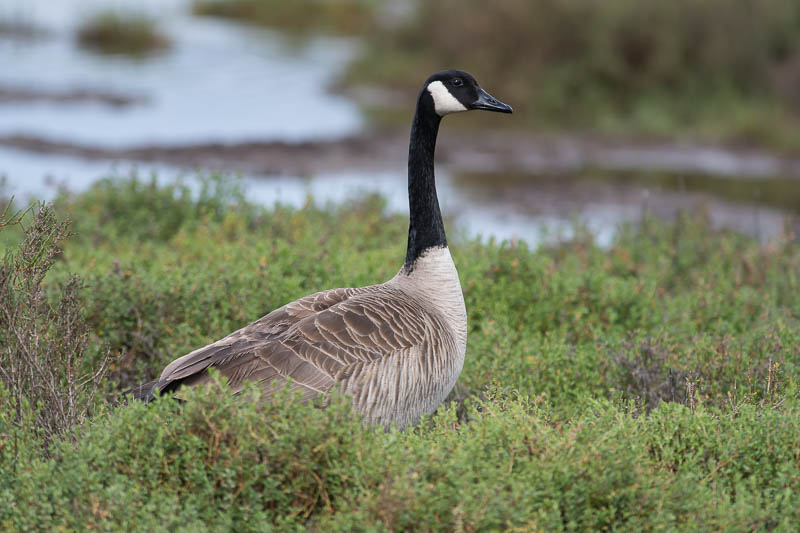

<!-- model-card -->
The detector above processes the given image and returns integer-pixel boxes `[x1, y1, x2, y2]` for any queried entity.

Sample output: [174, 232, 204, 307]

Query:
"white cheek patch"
[427, 80, 467, 116]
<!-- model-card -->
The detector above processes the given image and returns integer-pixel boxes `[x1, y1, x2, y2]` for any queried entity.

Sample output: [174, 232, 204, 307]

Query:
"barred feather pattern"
[152, 246, 467, 428]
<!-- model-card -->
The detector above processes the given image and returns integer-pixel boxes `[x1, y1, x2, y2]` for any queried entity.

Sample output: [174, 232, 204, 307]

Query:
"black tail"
[123, 379, 182, 404]
[125, 380, 160, 402]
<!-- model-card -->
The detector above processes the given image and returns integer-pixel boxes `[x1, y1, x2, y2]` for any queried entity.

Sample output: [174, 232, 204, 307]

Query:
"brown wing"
[154, 285, 431, 401]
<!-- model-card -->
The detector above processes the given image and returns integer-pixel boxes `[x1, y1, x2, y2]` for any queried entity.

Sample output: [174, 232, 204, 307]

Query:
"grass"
[190, 0, 800, 149]
[341, 0, 800, 151]
[455, 169, 800, 218]
[1, 174, 799, 530]
[192, 0, 379, 35]
[76, 11, 170, 57]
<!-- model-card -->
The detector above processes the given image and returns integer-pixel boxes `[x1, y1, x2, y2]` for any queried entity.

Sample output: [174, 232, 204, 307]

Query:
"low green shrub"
[1, 379, 376, 531]
[76, 11, 170, 57]
[3, 384, 798, 531]
[1, 174, 798, 530]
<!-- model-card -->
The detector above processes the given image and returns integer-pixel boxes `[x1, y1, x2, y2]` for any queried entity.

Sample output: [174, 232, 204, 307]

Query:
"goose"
[133, 70, 512, 428]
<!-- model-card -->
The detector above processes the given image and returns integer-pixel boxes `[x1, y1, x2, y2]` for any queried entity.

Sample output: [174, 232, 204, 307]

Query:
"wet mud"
[4, 130, 800, 181]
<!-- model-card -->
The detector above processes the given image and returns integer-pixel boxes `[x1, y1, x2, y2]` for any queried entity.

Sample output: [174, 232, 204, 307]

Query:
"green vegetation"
[192, 0, 800, 150]
[456, 169, 800, 218]
[2, 175, 799, 530]
[192, 0, 379, 35]
[77, 11, 170, 57]
[346, 0, 800, 150]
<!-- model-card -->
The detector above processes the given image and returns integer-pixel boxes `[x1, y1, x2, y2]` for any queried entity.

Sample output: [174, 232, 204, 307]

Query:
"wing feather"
[156, 285, 435, 402]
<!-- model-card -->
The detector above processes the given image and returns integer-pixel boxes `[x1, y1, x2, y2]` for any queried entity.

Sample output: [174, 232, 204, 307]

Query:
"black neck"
[403, 95, 446, 271]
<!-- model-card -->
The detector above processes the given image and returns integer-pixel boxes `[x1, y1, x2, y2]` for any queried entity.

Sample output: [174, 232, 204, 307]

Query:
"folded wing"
[150, 285, 435, 403]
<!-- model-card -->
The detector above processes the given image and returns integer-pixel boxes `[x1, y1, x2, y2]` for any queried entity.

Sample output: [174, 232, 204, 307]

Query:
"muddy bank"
[0, 86, 148, 108]
[3, 130, 800, 180]
[2, 132, 797, 246]
[0, 20, 48, 41]
[0, 132, 402, 177]
[455, 169, 797, 239]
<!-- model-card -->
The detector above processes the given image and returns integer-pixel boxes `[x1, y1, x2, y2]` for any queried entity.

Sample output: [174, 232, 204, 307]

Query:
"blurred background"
[2, 0, 799, 246]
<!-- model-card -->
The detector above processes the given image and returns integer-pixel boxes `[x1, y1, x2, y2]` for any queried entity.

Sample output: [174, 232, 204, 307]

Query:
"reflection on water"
[0, 146, 582, 246]
[3, 146, 793, 248]
[453, 171, 794, 244]
[0, 0, 362, 146]
[0, 147, 178, 201]
[0, 0, 795, 247]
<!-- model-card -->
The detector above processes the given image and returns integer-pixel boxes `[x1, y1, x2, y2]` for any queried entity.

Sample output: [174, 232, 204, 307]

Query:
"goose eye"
[452, 78, 463, 87]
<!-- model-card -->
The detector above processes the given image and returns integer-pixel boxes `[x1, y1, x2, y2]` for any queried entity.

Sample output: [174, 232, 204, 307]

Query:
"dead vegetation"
[0, 202, 111, 451]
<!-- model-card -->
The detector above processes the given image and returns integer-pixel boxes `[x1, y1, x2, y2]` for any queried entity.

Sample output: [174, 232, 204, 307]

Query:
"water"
[0, 0, 795, 247]
[9, 143, 791, 248]
[452, 171, 792, 244]
[0, 0, 362, 145]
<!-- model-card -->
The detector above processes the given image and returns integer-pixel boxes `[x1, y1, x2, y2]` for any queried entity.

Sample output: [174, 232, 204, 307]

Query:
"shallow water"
[0, 0, 796, 247]
[0, 0, 362, 145]
[7, 145, 791, 248]
[0, 144, 582, 245]
[453, 170, 793, 244]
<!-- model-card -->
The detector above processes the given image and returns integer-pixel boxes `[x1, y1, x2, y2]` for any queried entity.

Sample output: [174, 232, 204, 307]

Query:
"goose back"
[151, 247, 466, 427]
[132, 69, 512, 428]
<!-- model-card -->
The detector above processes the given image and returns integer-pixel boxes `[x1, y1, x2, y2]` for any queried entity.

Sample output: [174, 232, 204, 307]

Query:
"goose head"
[423, 69, 513, 117]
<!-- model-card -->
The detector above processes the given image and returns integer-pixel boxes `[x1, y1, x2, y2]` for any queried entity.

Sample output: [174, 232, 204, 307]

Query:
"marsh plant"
[347, 0, 800, 148]
[76, 11, 170, 57]
[1, 176, 798, 530]
[193, 0, 379, 35]
[0, 203, 111, 455]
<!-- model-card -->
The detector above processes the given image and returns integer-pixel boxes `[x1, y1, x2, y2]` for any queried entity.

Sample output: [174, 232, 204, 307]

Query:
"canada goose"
[133, 70, 512, 428]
